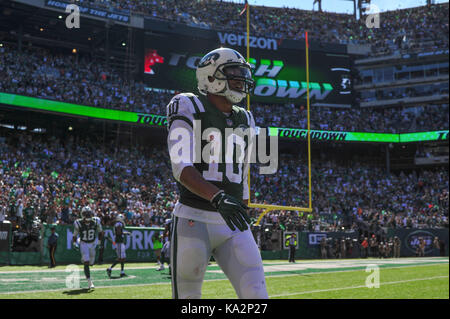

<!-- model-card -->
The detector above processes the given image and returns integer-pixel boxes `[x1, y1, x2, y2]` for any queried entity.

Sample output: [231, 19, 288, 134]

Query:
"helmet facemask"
[214, 63, 254, 104]
[81, 207, 93, 222]
[83, 215, 92, 223]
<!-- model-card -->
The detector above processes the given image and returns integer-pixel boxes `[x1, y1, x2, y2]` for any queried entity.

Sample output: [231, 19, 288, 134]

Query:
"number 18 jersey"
[74, 217, 102, 243]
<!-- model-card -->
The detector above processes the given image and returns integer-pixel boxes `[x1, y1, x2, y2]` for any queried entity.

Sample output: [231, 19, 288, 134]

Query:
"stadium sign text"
[437, 131, 449, 140]
[136, 114, 167, 126]
[45, 0, 130, 23]
[166, 54, 333, 100]
[66, 229, 161, 251]
[217, 32, 278, 51]
[277, 128, 347, 141]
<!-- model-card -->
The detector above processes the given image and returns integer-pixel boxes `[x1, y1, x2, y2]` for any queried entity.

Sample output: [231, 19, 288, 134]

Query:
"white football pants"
[170, 216, 268, 299]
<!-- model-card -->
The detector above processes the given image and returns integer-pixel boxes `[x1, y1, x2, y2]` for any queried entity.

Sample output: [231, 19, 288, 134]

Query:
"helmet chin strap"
[206, 80, 245, 104]
[224, 82, 246, 104]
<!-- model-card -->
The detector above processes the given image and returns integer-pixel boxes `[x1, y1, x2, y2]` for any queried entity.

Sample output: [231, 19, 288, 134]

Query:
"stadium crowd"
[1, 44, 448, 133]
[251, 153, 449, 234]
[0, 131, 447, 237]
[252, 103, 449, 133]
[0, 132, 177, 229]
[75, 0, 449, 55]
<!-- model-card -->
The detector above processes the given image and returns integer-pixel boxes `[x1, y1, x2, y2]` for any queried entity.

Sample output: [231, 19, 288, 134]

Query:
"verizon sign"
[217, 32, 278, 51]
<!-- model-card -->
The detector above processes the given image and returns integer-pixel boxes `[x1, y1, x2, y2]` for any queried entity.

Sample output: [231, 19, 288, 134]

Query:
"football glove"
[73, 242, 79, 251]
[210, 190, 251, 232]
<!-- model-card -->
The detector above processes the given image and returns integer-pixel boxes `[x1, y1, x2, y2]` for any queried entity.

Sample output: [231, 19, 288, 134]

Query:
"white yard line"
[0, 263, 447, 296]
[0, 266, 158, 274]
[0, 280, 174, 295]
[269, 275, 449, 298]
[2, 274, 448, 297]
[0, 275, 137, 285]
[0, 257, 447, 274]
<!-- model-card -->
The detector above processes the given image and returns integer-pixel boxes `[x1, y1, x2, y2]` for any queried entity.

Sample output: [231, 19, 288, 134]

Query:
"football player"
[166, 47, 268, 299]
[106, 214, 130, 278]
[72, 206, 103, 289]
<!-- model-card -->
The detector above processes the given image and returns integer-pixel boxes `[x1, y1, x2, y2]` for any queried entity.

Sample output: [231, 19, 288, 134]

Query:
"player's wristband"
[210, 190, 225, 209]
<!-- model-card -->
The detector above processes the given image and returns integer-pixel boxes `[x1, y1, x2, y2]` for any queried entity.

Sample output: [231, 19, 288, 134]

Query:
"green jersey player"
[72, 206, 103, 289]
[167, 47, 268, 299]
[106, 214, 130, 278]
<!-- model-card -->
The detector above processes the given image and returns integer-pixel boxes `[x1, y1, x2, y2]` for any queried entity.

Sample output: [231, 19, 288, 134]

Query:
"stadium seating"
[0, 131, 447, 233]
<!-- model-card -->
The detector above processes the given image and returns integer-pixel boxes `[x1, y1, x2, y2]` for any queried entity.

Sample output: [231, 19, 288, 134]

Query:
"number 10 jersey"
[166, 93, 255, 213]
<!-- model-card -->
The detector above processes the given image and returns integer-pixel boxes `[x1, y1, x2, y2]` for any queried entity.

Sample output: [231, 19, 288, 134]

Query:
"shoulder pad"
[166, 93, 205, 125]
[236, 107, 255, 127]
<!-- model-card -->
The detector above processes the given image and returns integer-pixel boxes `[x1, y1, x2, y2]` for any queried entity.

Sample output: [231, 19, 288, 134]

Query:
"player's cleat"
[106, 268, 111, 278]
[157, 265, 165, 271]
[120, 272, 127, 278]
[88, 279, 95, 289]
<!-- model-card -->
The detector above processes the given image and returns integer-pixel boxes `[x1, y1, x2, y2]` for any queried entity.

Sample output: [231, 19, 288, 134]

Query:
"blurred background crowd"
[76, 0, 449, 56]
[1, 132, 447, 237]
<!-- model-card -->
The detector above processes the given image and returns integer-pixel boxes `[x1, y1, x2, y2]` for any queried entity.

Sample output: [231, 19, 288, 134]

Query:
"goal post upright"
[245, 4, 313, 222]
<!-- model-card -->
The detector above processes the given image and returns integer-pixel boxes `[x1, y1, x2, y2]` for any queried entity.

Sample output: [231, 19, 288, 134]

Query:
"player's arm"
[167, 94, 219, 201]
[72, 221, 80, 250]
[179, 167, 220, 201]
[96, 218, 104, 241]
[242, 161, 250, 208]
[72, 221, 79, 243]
[242, 110, 256, 209]
[104, 232, 113, 243]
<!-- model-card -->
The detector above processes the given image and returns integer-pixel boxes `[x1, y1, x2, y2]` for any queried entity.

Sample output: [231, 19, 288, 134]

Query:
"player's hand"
[112, 242, 117, 249]
[211, 190, 251, 232]
[73, 242, 79, 251]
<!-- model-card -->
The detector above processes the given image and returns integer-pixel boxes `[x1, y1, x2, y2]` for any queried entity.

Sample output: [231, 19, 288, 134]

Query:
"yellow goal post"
[244, 4, 313, 225]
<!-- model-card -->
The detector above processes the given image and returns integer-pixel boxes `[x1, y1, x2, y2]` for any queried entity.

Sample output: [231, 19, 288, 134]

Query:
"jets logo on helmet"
[196, 47, 254, 104]
[198, 52, 220, 68]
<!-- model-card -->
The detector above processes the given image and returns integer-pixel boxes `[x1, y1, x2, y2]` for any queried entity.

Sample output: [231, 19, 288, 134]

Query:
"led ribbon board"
[1, 93, 448, 143]
[0, 93, 167, 127]
[400, 131, 449, 142]
[269, 127, 399, 143]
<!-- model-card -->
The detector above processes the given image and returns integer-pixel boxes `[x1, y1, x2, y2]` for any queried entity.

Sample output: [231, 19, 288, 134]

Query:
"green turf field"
[0, 257, 447, 299]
